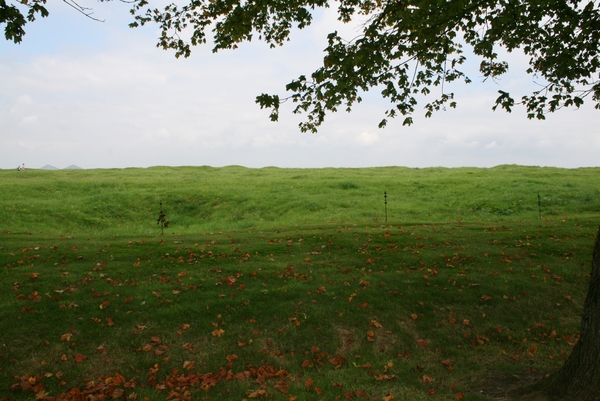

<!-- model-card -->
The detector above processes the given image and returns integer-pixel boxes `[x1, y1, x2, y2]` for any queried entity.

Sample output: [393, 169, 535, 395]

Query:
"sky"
[1, 1, 598, 170]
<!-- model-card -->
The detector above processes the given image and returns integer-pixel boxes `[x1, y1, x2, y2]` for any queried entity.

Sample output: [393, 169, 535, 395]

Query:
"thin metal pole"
[384, 191, 388, 223]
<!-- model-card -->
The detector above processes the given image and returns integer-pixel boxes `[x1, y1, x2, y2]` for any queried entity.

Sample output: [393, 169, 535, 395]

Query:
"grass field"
[0, 165, 599, 401]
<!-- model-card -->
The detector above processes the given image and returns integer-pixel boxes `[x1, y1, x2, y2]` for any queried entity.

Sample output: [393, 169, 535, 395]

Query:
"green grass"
[0, 165, 599, 400]
[1, 165, 599, 235]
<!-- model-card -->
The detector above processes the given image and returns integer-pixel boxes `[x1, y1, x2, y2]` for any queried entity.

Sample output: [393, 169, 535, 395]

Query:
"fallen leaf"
[60, 333, 72, 342]
[247, 389, 267, 398]
[304, 378, 314, 390]
[74, 353, 87, 363]
[211, 329, 225, 337]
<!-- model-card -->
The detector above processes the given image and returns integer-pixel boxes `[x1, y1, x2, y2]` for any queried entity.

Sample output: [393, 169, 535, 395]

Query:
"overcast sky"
[1, 1, 598, 170]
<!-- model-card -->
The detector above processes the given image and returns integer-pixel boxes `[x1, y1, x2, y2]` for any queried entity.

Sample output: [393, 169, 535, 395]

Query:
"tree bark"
[537, 226, 600, 400]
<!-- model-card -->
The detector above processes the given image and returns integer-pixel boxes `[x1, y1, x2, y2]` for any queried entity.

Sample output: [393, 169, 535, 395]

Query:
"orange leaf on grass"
[211, 329, 225, 337]
[416, 339, 429, 348]
[304, 378, 314, 390]
[60, 333, 72, 342]
[74, 353, 87, 363]
[247, 389, 267, 398]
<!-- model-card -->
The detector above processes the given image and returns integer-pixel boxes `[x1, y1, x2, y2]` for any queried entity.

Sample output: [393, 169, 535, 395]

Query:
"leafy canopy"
[4, 0, 600, 132]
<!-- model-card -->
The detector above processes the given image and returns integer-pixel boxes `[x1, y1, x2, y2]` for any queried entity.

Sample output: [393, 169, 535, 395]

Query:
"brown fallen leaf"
[211, 329, 225, 337]
[304, 378, 314, 390]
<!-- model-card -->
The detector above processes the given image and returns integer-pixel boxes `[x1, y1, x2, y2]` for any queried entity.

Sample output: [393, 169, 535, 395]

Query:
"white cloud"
[356, 131, 380, 145]
[21, 115, 38, 125]
[484, 141, 498, 149]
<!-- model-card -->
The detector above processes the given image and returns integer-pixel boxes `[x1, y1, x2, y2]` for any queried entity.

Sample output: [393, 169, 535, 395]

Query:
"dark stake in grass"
[538, 193, 542, 220]
[157, 201, 169, 235]
[384, 191, 388, 222]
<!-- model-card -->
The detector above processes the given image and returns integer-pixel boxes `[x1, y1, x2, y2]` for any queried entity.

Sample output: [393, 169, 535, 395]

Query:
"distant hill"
[63, 165, 83, 170]
[40, 165, 59, 170]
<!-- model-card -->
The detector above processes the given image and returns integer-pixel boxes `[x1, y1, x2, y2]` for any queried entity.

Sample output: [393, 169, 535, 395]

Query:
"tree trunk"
[537, 226, 600, 400]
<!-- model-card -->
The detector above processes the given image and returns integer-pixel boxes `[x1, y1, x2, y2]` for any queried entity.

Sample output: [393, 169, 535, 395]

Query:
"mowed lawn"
[0, 165, 599, 401]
